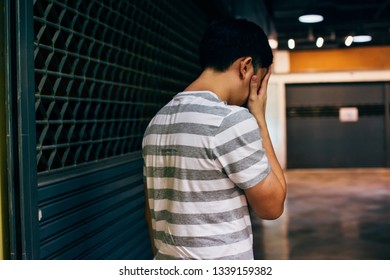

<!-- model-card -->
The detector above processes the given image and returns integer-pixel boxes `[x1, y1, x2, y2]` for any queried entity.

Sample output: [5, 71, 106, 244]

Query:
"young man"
[142, 19, 287, 259]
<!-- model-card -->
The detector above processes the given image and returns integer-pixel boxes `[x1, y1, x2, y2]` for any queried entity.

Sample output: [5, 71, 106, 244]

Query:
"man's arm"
[244, 68, 287, 220]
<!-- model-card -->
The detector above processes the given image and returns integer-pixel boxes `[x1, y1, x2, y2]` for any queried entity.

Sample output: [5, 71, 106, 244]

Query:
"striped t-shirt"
[142, 91, 270, 259]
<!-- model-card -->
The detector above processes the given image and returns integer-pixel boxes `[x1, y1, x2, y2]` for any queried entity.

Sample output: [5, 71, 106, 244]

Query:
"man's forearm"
[257, 118, 287, 192]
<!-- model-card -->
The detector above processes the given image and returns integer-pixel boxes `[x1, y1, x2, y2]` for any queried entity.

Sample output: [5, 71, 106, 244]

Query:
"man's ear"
[239, 57, 253, 79]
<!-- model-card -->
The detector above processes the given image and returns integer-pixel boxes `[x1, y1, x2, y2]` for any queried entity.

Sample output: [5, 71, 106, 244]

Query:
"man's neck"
[184, 68, 237, 104]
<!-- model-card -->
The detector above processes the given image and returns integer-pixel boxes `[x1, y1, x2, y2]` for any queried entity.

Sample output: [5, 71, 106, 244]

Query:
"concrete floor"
[252, 168, 390, 260]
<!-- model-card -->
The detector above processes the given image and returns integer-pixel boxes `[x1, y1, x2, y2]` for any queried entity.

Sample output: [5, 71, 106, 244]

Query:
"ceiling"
[264, 0, 390, 50]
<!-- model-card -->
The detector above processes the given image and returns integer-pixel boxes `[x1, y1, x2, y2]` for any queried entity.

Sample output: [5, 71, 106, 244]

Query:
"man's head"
[199, 18, 273, 72]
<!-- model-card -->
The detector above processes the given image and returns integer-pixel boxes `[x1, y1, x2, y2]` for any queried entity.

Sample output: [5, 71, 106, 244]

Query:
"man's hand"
[247, 67, 271, 121]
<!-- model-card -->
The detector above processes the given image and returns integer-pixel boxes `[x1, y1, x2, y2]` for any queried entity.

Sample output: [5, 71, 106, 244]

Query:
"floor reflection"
[252, 168, 390, 260]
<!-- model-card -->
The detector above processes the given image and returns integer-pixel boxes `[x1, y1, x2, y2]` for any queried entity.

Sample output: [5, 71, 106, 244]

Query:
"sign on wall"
[339, 107, 359, 122]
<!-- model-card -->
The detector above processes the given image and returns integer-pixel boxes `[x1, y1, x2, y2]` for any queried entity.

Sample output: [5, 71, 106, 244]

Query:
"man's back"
[142, 91, 270, 259]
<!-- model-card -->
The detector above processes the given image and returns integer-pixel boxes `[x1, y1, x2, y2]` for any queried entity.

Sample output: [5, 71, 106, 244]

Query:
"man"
[142, 19, 287, 259]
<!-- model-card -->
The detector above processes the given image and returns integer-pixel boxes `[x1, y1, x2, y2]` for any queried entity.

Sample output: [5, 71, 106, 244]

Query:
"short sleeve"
[213, 109, 270, 189]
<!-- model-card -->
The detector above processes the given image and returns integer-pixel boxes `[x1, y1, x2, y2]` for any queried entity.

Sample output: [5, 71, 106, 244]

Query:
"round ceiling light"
[345, 36, 353, 46]
[316, 37, 324, 48]
[352, 35, 372, 43]
[268, 39, 278, 49]
[298, 14, 324, 23]
[288, 39, 295, 49]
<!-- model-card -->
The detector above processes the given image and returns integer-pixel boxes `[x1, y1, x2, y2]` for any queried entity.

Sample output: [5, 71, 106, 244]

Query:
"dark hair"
[199, 18, 273, 72]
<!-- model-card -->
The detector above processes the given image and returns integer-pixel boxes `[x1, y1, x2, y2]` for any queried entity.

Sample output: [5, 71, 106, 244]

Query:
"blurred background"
[0, 0, 389, 259]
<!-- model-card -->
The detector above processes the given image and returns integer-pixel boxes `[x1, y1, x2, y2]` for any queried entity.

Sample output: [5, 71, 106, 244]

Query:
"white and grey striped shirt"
[142, 91, 270, 259]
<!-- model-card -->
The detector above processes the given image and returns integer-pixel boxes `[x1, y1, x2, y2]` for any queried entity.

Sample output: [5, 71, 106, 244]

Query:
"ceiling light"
[345, 36, 353, 46]
[288, 39, 295, 49]
[352, 35, 372, 43]
[316, 37, 324, 48]
[298, 14, 324, 23]
[268, 39, 278, 49]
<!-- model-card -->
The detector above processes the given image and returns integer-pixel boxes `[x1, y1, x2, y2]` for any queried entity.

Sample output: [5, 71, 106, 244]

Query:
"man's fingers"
[258, 67, 271, 95]
[250, 75, 258, 97]
[261, 67, 272, 86]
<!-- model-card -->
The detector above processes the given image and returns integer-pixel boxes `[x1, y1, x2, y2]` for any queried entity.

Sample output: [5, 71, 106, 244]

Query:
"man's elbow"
[253, 204, 285, 220]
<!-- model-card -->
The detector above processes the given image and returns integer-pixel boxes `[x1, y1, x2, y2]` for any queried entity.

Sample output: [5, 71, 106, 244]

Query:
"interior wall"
[266, 82, 286, 169]
[289, 46, 390, 72]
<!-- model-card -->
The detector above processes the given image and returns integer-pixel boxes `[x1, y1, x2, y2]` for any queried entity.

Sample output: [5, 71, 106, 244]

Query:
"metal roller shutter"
[32, 0, 209, 259]
[286, 82, 390, 169]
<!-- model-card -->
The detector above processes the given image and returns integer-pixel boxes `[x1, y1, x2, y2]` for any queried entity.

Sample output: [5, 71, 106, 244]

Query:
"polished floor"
[252, 168, 390, 260]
